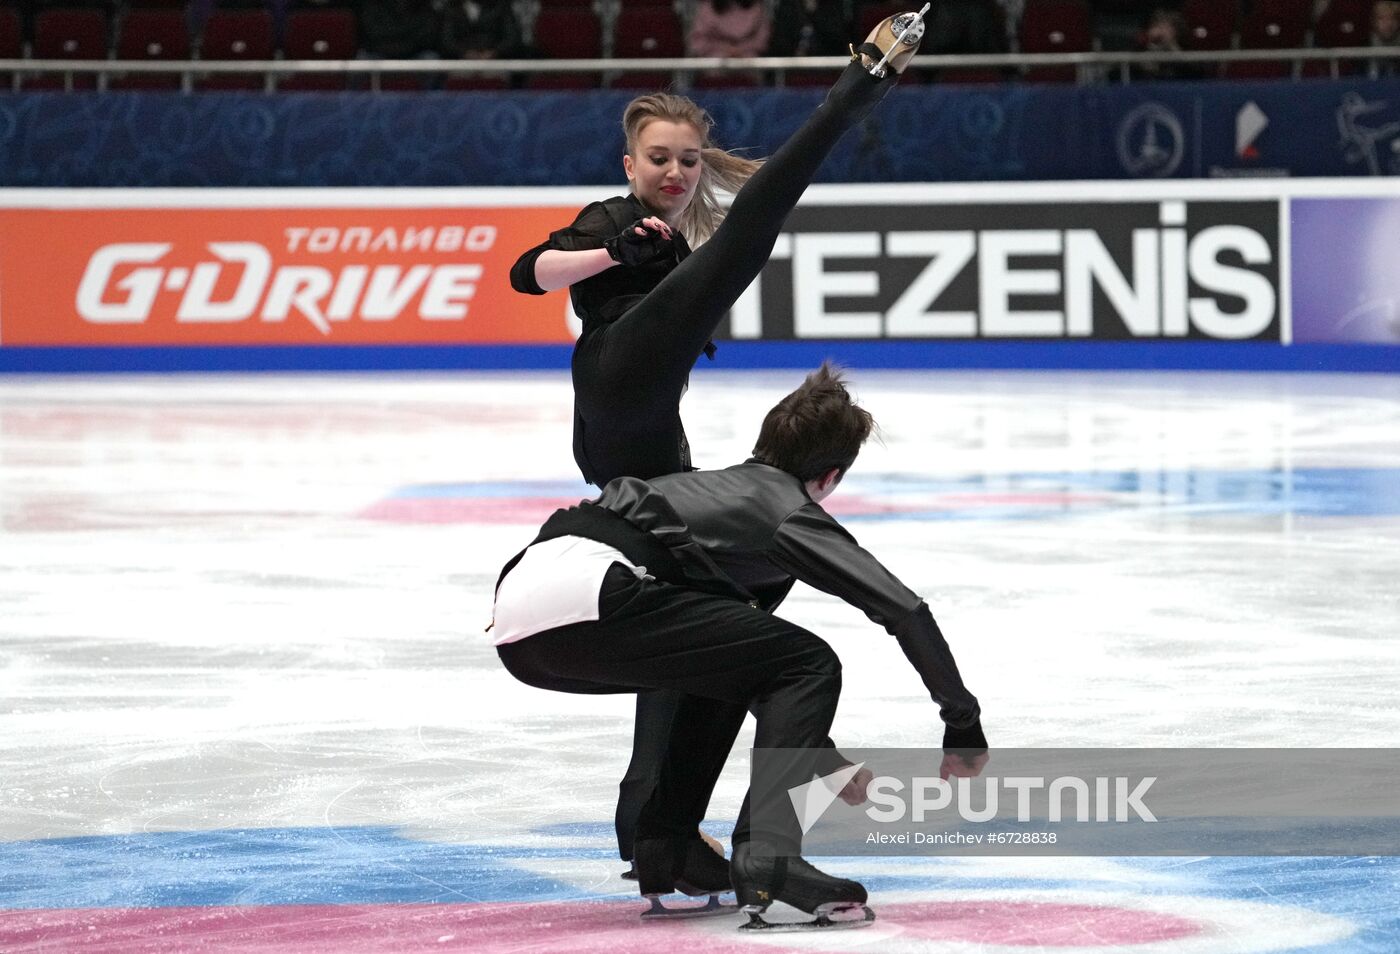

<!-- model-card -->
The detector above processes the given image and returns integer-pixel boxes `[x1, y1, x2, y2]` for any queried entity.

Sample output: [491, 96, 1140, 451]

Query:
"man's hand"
[941, 719, 989, 779]
[604, 217, 674, 267]
[939, 750, 990, 780]
[837, 766, 874, 805]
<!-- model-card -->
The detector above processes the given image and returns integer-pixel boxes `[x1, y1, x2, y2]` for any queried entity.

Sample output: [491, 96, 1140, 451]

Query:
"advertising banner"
[1291, 196, 1400, 344]
[4, 180, 1400, 371]
[0, 204, 577, 348]
[6, 80, 1400, 187]
[722, 198, 1283, 344]
[1101, 83, 1400, 180]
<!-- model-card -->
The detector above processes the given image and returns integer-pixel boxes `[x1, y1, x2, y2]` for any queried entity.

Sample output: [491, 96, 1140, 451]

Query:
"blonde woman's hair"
[622, 93, 763, 246]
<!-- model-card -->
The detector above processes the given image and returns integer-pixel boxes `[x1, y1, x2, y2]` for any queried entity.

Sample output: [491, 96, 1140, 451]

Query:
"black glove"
[604, 219, 672, 267]
[942, 719, 988, 751]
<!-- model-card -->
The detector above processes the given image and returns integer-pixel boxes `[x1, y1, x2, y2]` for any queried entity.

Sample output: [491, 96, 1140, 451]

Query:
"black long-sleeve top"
[508, 193, 691, 328]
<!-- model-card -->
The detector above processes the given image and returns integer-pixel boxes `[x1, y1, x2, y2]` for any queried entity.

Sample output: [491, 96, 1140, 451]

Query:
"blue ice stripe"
[388, 468, 1400, 518]
[4, 341, 1400, 374]
[0, 827, 593, 909]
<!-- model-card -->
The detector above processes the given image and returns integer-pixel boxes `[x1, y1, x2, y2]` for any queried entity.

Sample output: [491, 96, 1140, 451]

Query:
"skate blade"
[641, 895, 739, 920]
[739, 903, 876, 932]
[865, 3, 930, 77]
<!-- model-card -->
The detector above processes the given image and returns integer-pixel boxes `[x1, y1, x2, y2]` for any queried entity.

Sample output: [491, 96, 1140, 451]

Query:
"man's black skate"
[635, 835, 738, 920]
[730, 841, 875, 932]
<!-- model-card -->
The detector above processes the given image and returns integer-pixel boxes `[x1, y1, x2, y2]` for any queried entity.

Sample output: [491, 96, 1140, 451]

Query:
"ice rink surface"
[1, 367, 1398, 952]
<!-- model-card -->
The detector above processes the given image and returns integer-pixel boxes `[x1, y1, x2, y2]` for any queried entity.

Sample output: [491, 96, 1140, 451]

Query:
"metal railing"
[3, 46, 1399, 92]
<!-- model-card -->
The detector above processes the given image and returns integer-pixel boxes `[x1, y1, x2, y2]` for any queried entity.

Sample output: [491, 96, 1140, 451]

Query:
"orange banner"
[0, 206, 579, 346]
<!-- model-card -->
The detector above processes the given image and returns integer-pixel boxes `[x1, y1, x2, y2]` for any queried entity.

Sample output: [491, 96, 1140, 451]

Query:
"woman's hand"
[605, 217, 675, 267]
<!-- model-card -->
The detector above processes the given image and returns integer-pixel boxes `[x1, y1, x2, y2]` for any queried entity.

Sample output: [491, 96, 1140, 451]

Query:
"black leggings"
[571, 61, 892, 486]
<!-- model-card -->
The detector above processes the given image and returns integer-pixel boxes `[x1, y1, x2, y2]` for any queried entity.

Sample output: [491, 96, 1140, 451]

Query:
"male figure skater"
[491, 365, 986, 928]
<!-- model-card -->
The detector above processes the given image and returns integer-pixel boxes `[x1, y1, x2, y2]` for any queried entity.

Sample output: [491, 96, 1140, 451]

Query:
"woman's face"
[623, 120, 704, 223]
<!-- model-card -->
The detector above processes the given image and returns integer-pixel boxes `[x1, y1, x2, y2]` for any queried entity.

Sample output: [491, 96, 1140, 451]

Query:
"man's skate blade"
[739, 903, 876, 932]
[640, 895, 739, 920]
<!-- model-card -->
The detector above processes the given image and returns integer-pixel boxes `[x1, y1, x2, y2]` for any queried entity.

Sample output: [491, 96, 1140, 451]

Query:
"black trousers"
[497, 565, 842, 854]
[571, 61, 893, 487]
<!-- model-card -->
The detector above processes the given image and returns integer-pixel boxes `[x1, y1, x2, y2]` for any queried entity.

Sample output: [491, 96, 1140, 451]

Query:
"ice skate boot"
[730, 840, 875, 932]
[822, 3, 927, 121]
[853, 3, 930, 78]
[636, 835, 738, 920]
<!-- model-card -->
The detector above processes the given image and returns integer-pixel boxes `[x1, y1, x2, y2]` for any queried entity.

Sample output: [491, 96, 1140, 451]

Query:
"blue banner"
[4, 78, 1400, 187]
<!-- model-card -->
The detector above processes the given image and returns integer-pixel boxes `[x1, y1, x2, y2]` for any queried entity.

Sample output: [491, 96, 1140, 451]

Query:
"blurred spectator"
[1373, 0, 1400, 76]
[442, 0, 523, 59]
[768, 0, 849, 57]
[993, 0, 1023, 49]
[1131, 7, 1202, 81]
[688, 0, 772, 59]
[925, 0, 1007, 55]
[359, 0, 442, 57]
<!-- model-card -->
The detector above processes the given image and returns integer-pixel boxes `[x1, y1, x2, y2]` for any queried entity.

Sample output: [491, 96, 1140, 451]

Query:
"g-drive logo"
[74, 225, 496, 335]
[791, 763, 1157, 835]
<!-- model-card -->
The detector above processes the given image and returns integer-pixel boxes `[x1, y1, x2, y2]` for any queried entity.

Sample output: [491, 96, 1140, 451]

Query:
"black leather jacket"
[507, 462, 982, 731]
[649, 461, 981, 730]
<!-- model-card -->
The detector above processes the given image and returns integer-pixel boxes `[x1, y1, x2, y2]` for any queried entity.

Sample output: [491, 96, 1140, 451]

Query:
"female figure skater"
[507, 7, 929, 881]
[510, 11, 926, 488]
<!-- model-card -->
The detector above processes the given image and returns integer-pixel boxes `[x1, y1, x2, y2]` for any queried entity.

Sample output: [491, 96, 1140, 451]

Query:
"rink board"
[2, 179, 1400, 372]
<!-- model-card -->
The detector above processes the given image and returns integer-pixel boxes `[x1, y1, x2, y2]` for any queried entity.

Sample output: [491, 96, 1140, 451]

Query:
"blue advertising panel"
[1291, 197, 1400, 344]
[5, 79, 1400, 187]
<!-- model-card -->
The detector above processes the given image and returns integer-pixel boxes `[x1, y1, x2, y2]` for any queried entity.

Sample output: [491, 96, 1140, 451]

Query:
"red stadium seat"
[613, 5, 682, 58]
[27, 8, 109, 90]
[1225, 8, 1306, 79]
[1181, 0, 1235, 48]
[109, 9, 191, 90]
[279, 9, 357, 91]
[526, 6, 602, 88]
[1179, 0, 1234, 77]
[610, 4, 683, 89]
[1307, 0, 1369, 77]
[855, 1, 906, 43]
[1250, 0, 1313, 25]
[1018, 0, 1092, 83]
[197, 9, 273, 90]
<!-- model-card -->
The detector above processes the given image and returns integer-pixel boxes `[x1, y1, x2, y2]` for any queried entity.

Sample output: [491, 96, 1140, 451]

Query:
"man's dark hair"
[752, 362, 876, 482]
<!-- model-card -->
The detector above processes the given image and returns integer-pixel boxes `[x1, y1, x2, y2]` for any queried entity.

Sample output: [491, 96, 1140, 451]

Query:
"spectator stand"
[3, 0, 1400, 92]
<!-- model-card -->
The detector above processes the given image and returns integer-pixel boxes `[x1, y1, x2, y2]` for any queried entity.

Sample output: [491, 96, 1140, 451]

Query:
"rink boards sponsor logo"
[725, 200, 1283, 343]
[1291, 196, 1400, 344]
[0, 208, 579, 346]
